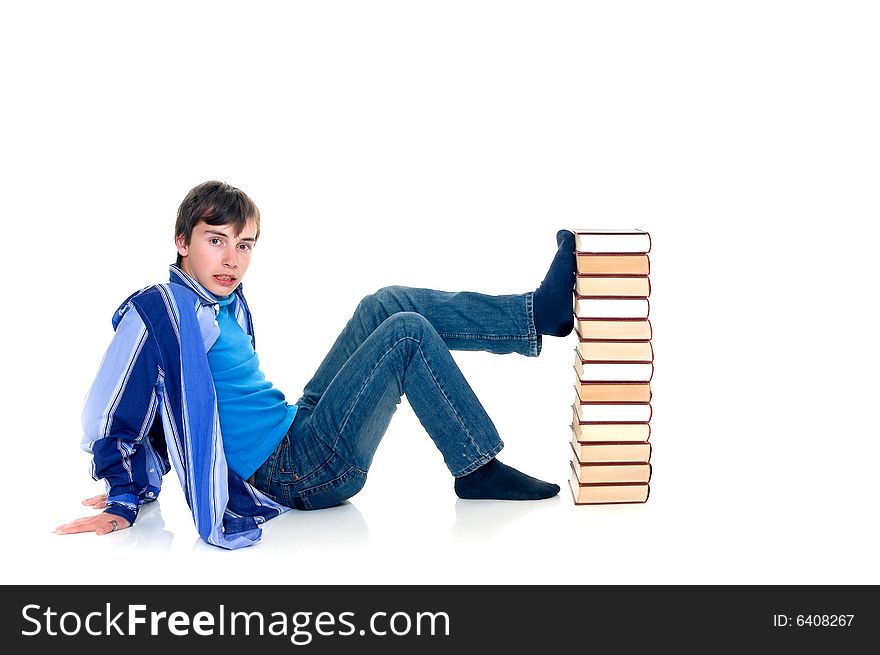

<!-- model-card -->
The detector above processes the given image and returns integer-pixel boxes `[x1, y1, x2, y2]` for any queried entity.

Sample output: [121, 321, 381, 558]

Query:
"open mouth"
[213, 275, 237, 286]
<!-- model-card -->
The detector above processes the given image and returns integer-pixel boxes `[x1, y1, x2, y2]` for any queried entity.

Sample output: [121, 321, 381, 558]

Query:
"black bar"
[4, 585, 876, 652]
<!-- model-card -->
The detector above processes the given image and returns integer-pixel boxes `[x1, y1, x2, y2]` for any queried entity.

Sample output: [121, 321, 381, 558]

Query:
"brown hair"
[174, 181, 261, 265]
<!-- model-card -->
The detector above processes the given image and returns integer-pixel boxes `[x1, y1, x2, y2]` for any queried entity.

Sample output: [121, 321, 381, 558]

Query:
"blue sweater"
[207, 293, 297, 480]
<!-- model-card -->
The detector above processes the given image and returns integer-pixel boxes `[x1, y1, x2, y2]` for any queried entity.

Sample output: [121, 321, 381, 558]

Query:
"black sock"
[533, 229, 576, 337]
[455, 458, 560, 500]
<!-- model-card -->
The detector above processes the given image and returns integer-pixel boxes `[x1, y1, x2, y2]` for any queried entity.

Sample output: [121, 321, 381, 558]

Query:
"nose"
[222, 246, 239, 269]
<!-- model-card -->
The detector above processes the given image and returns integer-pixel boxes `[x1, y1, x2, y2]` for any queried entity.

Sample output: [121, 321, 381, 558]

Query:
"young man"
[56, 181, 577, 549]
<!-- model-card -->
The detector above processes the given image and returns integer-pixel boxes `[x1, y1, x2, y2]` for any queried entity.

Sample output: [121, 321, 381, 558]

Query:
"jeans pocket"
[274, 433, 301, 483]
[299, 464, 367, 510]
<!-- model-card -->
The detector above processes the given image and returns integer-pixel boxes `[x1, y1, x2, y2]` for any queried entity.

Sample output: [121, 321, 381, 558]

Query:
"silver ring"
[110, 519, 119, 532]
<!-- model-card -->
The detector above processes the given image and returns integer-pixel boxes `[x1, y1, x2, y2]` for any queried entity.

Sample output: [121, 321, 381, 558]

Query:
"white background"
[1, 1, 878, 584]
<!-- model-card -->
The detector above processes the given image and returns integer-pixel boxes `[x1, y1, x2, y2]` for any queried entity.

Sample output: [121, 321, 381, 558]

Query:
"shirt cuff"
[104, 493, 140, 526]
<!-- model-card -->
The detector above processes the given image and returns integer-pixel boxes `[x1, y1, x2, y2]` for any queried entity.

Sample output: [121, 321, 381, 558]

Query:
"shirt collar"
[168, 264, 245, 306]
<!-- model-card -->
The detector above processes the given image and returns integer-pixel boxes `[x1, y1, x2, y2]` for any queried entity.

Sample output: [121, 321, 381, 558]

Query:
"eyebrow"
[205, 229, 256, 242]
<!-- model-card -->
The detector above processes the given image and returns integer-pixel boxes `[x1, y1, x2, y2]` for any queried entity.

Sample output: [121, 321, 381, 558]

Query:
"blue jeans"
[251, 285, 543, 510]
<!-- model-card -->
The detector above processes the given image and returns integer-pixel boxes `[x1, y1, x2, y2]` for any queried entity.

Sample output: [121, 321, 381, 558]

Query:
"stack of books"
[569, 229, 653, 504]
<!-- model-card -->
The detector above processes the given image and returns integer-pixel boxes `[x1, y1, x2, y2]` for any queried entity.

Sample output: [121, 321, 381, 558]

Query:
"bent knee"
[371, 312, 434, 351]
[372, 285, 413, 309]
[375, 284, 410, 298]
[383, 310, 431, 337]
[358, 285, 408, 316]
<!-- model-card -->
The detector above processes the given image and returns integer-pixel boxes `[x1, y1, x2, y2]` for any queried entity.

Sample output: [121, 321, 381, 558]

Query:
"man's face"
[176, 219, 258, 297]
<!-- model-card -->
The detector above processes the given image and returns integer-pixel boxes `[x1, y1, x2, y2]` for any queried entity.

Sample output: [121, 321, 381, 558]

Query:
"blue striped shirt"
[80, 265, 290, 549]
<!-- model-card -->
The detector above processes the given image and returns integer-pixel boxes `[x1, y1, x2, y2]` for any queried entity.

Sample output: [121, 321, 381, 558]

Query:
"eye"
[209, 237, 223, 246]
[238, 243, 251, 252]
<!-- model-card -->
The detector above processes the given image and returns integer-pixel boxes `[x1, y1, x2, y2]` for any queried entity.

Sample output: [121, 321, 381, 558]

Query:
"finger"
[55, 516, 97, 531]
[55, 516, 113, 534]
[55, 520, 100, 534]
[56, 514, 129, 535]
[82, 494, 108, 506]
[97, 517, 129, 535]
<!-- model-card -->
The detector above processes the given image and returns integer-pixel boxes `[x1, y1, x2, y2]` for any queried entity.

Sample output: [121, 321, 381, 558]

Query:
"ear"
[175, 234, 189, 258]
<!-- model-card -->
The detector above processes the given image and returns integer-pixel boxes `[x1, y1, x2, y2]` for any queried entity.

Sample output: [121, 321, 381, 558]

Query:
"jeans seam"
[412, 340, 497, 466]
[437, 332, 531, 341]
[334, 336, 416, 441]
[451, 440, 504, 477]
[301, 465, 363, 497]
[335, 333, 496, 474]
[525, 290, 542, 357]
[300, 465, 367, 510]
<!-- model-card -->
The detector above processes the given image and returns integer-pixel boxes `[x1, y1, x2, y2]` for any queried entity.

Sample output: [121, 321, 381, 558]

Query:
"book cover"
[570, 432, 653, 462]
[571, 415, 652, 443]
[570, 455, 652, 484]
[573, 295, 650, 319]
[574, 354, 654, 382]
[575, 340, 653, 363]
[575, 318, 653, 341]
[573, 229, 651, 254]
[575, 275, 650, 298]
[573, 399, 653, 423]
[576, 253, 650, 275]
[574, 380, 652, 403]
[568, 462, 650, 504]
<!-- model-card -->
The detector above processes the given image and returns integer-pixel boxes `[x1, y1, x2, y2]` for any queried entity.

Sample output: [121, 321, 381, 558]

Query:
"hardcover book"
[571, 415, 652, 443]
[570, 431, 652, 462]
[575, 380, 652, 403]
[569, 462, 650, 504]
[576, 254, 650, 275]
[573, 295, 650, 319]
[575, 340, 653, 363]
[575, 318, 652, 341]
[574, 354, 654, 382]
[574, 229, 651, 254]
[575, 275, 650, 298]
[573, 398, 653, 423]
[570, 456, 652, 484]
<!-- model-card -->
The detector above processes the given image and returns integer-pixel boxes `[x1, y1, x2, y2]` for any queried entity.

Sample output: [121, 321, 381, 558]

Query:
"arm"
[56, 306, 162, 535]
